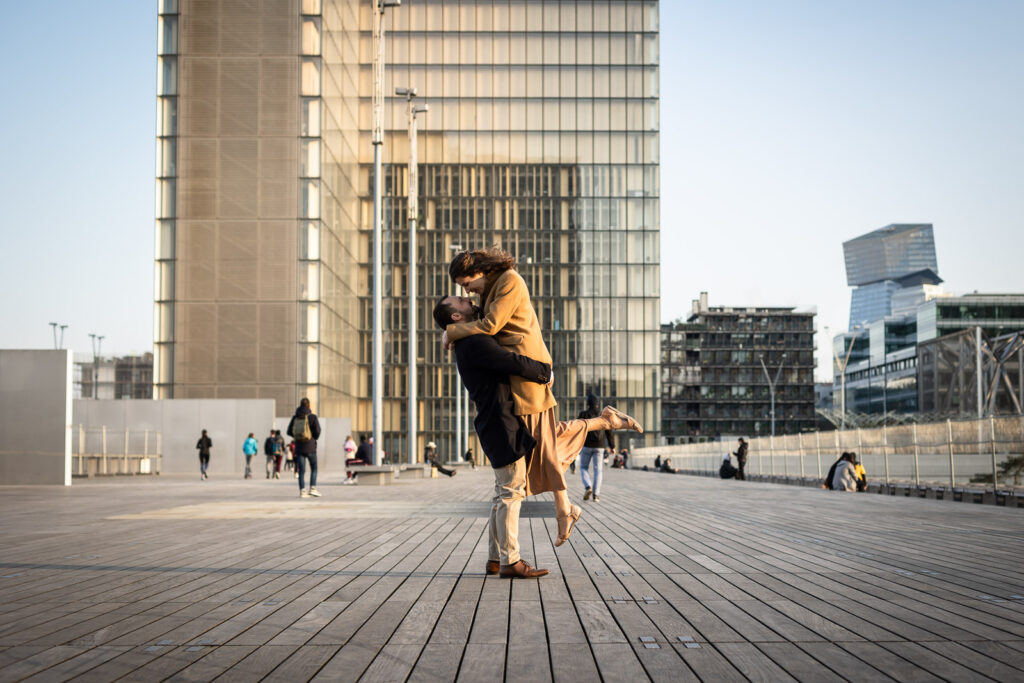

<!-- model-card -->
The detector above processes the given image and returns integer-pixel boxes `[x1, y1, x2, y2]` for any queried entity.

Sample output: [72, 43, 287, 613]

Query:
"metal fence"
[634, 416, 1024, 490]
[72, 426, 162, 477]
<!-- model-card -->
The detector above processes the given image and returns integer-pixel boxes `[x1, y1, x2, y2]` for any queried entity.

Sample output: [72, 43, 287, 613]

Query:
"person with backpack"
[824, 452, 849, 490]
[264, 429, 278, 479]
[287, 398, 322, 497]
[196, 429, 212, 480]
[242, 433, 258, 479]
[273, 429, 286, 478]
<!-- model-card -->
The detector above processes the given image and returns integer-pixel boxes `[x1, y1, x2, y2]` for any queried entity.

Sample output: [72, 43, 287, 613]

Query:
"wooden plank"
[409, 643, 464, 682]
[456, 643, 505, 682]
[714, 642, 799, 682]
[796, 642, 896, 682]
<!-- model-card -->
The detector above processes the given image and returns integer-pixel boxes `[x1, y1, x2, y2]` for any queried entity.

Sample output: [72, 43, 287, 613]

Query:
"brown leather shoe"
[499, 560, 549, 579]
[485, 560, 500, 575]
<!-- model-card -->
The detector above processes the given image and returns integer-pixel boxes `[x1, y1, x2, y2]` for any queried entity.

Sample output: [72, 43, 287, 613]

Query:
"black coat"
[734, 441, 748, 464]
[578, 408, 614, 450]
[453, 334, 551, 469]
[287, 406, 321, 455]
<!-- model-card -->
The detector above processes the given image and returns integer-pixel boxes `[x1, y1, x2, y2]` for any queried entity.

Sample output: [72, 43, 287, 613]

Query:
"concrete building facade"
[662, 294, 816, 442]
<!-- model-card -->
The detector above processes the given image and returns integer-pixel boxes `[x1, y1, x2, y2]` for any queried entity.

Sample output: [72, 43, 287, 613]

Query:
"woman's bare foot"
[555, 504, 582, 547]
[602, 406, 643, 433]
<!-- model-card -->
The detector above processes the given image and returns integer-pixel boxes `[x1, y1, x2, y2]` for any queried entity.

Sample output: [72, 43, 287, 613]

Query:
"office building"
[156, 1, 662, 456]
[76, 353, 154, 400]
[834, 293, 1024, 416]
[661, 293, 816, 442]
[843, 224, 940, 328]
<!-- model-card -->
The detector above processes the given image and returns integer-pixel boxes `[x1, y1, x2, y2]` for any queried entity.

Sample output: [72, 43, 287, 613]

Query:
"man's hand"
[441, 330, 454, 350]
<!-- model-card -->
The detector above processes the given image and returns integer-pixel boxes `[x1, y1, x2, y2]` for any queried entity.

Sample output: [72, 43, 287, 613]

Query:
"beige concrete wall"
[0, 350, 72, 485]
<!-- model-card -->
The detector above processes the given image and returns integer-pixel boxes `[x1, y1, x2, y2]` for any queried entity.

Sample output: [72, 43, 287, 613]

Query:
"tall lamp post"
[758, 353, 787, 437]
[371, 0, 401, 465]
[88, 333, 104, 399]
[396, 86, 427, 465]
[825, 325, 862, 429]
[448, 244, 465, 462]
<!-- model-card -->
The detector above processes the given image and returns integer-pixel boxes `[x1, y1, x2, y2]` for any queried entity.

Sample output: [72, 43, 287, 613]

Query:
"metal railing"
[634, 416, 1024, 491]
[72, 426, 162, 477]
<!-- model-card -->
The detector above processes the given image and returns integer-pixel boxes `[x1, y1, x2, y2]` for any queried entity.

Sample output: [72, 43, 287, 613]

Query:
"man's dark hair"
[448, 246, 515, 280]
[433, 296, 458, 329]
[360, 434, 366, 443]
[300, 397, 310, 408]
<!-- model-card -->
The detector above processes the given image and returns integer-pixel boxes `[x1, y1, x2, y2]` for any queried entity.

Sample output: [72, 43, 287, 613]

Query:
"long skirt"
[522, 408, 590, 496]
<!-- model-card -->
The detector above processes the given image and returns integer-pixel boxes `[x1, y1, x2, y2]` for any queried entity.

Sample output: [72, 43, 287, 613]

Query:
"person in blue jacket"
[242, 433, 258, 479]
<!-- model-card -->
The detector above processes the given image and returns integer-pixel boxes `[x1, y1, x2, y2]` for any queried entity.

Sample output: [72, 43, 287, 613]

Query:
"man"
[273, 429, 285, 478]
[345, 434, 372, 484]
[577, 394, 613, 502]
[441, 248, 642, 545]
[264, 428, 278, 479]
[287, 398, 322, 498]
[434, 295, 556, 578]
[196, 429, 212, 480]
[734, 437, 748, 480]
[426, 442, 456, 477]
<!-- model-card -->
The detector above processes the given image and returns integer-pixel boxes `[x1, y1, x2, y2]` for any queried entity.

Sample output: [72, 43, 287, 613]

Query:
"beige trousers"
[488, 457, 527, 565]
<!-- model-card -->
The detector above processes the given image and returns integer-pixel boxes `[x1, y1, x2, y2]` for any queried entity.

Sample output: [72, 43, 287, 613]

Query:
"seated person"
[425, 442, 456, 477]
[831, 453, 858, 491]
[344, 434, 372, 484]
[660, 458, 679, 474]
[851, 453, 867, 492]
[719, 453, 737, 479]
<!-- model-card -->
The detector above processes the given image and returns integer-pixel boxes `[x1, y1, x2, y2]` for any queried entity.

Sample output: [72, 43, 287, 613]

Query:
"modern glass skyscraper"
[156, 1, 661, 457]
[843, 224, 938, 327]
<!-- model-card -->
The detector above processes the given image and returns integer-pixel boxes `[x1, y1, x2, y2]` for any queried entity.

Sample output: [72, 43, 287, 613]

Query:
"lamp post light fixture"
[825, 325, 863, 429]
[49, 322, 58, 350]
[88, 333, 104, 399]
[371, 0, 401, 466]
[758, 353, 787, 437]
[396, 86, 428, 466]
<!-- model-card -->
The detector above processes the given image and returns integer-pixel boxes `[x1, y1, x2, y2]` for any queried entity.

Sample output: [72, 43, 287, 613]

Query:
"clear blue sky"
[1, 1, 1021, 382]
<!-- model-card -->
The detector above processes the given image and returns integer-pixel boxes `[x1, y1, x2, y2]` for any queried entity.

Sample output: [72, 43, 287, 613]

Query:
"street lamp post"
[371, 0, 401, 465]
[88, 333, 104, 399]
[825, 325, 863, 429]
[759, 353, 787, 437]
[448, 244, 464, 462]
[396, 86, 427, 466]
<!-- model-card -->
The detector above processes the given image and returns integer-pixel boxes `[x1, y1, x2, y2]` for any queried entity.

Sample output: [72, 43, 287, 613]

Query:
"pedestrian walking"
[242, 433, 258, 479]
[196, 429, 212, 480]
[287, 398, 322, 497]
[577, 394, 613, 503]
[264, 428, 278, 479]
[273, 430, 285, 478]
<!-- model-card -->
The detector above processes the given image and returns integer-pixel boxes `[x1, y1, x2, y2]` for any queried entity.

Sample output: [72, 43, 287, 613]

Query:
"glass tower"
[842, 224, 938, 328]
[157, 0, 661, 457]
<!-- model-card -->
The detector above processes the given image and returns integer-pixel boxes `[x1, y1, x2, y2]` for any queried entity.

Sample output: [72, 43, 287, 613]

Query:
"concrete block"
[0, 350, 72, 485]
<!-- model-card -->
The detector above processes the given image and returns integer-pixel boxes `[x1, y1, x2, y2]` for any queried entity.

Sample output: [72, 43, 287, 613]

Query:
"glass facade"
[369, 0, 662, 457]
[843, 223, 937, 287]
[158, 1, 661, 453]
[848, 279, 899, 329]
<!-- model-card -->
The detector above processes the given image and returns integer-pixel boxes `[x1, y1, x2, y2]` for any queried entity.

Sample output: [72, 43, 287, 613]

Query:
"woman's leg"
[553, 489, 571, 519]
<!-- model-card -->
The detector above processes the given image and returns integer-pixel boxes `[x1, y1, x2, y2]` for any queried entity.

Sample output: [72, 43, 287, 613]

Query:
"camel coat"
[446, 269, 557, 416]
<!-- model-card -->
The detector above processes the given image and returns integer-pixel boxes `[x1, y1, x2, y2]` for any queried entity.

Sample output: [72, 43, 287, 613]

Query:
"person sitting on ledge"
[719, 453, 737, 479]
[660, 458, 679, 474]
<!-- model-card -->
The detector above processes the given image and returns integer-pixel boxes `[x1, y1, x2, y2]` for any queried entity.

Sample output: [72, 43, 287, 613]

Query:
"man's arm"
[446, 271, 522, 342]
[459, 335, 550, 384]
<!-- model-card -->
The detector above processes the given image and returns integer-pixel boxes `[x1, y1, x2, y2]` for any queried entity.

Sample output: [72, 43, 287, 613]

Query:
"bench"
[345, 465, 395, 486]
[399, 464, 431, 479]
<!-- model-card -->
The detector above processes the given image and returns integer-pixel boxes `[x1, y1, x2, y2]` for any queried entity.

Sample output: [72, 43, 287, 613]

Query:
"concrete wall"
[73, 399, 273, 476]
[0, 350, 72, 485]
[72, 400, 352, 476]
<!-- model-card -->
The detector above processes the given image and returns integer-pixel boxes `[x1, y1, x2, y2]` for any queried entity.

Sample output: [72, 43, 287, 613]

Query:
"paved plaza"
[1, 467, 1022, 681]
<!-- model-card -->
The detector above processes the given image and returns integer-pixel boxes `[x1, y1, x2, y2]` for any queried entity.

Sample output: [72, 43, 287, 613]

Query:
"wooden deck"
[1, 468, 1022, 681]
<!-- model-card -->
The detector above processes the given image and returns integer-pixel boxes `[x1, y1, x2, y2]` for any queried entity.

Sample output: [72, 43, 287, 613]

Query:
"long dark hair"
[448, 246, 516, 280]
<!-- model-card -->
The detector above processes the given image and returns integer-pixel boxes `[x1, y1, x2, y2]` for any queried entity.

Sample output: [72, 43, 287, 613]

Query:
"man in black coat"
[434, 295, 553, 579]
[287, 397, 322, 498]
[734, 437, 748, 480]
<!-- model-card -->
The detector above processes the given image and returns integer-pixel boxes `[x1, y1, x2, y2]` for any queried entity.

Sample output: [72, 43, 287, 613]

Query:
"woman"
[442, 247, 642, 546]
